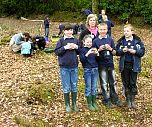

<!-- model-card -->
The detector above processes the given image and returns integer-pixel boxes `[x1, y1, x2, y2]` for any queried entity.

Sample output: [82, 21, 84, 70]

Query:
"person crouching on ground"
[9, 32, 30, 53]
[54, 24, 80, 113]
[79, 35, 99, 111]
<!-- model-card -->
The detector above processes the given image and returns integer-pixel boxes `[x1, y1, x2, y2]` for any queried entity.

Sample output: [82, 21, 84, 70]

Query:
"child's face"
[98, 25, 108, 37]
[89, 17, 96, 28]
[83, 37, 92, 48]
[64, 29, 73, 37]
[124, 27, 133, 38]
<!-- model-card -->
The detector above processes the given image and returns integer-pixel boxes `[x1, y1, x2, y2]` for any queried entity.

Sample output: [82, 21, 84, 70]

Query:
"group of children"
[55, 19, 145, 113]
[9, 32, 46, 56]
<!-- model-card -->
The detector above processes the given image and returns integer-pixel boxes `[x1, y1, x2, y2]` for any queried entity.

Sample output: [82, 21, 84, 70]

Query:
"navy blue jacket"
[106, 20, 114, 37]
[116, 34, 145, 72]
[84, 9, 92, 16]
[44, 19, 49, 28]
[93, 37, 115, 68]
[54, 37, 80, 68]
[79, 47, 99, 68]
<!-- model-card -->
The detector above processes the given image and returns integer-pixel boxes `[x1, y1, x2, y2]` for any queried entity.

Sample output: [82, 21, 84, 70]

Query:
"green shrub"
[27, 83, 55, 105]
[0, 35, 11, 45]
[14, 115, 48, 127]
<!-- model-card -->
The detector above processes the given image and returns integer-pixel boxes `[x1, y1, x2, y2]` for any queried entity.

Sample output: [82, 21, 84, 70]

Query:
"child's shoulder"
[133, 34, 141, 41]
[93, 37, 100, 42]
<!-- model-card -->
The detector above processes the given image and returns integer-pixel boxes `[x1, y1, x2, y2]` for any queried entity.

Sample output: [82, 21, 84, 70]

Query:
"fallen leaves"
[0, 18, 152, 127]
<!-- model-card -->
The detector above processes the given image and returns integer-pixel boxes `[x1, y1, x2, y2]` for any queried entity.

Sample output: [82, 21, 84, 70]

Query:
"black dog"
[33, 36, 46, 50]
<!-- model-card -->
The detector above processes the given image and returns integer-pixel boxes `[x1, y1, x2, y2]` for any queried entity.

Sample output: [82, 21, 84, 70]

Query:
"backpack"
[21, 42, 32, 55]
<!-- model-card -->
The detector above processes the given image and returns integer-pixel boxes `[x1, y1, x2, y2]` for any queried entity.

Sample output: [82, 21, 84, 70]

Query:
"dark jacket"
[44, 19, 49, 28]
[116, 34, 145, 72]
[54, 37, 80, 68]
[106, 20, 114, 37]
[79, 47, 99, 68]
[93, 37, 115, 68]
[79, 28, 99, 47]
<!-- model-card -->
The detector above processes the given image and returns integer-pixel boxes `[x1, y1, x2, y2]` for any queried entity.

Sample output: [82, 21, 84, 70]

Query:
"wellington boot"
[64, 93, 71, 113]
[92, 95, 99, 111]
[71, 92, 79, 112]
[126, 95, 132, 108]
[131, 95, 137, 109]
[86, 96, 95, 111]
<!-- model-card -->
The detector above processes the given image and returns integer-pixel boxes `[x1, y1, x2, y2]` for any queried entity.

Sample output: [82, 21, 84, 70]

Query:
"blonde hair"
[86, 14, 98, 28]
[124, 24, 134, 31]
[98, 22, 108, 29]
[83, 35, 92, 42]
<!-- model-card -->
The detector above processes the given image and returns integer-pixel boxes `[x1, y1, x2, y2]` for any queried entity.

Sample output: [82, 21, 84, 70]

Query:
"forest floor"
[0, 17, 152, 127]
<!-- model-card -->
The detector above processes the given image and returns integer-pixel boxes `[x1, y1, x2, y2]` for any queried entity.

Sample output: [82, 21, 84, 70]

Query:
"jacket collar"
[125, 36, 133, 41]
[64, 35, 74, 40]
[98, 35, 107, 39]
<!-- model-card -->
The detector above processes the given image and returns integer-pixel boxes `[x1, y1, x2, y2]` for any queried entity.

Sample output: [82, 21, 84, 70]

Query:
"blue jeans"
[45, 28, 49, 37]
[84, 68, 98, 96]
[99, 67, 119, 102]
[60, 67, 78, 93]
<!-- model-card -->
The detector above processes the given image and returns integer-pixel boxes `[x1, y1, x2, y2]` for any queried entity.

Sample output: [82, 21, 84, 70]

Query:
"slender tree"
[92, 0, 99, 14]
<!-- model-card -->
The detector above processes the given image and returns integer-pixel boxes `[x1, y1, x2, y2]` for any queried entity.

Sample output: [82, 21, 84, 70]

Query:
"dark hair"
[64, 23, 73, 30]
[23, 32, 30, 38]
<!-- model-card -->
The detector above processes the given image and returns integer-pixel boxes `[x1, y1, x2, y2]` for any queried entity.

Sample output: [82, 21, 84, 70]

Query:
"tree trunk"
[92, 0, 99, 14]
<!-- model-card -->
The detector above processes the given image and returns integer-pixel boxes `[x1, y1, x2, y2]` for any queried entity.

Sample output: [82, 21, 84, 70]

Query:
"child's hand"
[105, 44, 112, 51]
[128, 49, 136, 54]
[98, 45, 105, 52]
[68, 43, 78, 50]
[123, 47, 128, 52]
[64, 43, 71, 50]
[91, 48, 98, 54]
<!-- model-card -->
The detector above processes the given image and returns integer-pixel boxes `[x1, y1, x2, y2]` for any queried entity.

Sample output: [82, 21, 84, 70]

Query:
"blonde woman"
[79, 14, 99, 47]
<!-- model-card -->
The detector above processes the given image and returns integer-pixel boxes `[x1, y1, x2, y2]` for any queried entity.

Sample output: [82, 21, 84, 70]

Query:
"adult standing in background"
[42, 15, 51, 44]
[79, 14, 99, 47]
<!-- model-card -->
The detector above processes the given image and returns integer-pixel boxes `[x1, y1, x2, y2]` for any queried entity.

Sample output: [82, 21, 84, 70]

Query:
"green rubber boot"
[92, 95, 99, 111]
[71, 92, 79, 112]
[64, 93, 71, 113]
[86, 96, 95, 111]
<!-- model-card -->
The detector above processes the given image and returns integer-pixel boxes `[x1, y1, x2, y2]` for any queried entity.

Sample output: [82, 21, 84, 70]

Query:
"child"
[98, 9, 106, 24]
[54, 24, 80, 112]
[79, 35, 99, 111]
[116, 24, 145, 109]
[58, 23, 65, 37]
[42, 15, 51, 43]
[9, 32, 31, 53]
[93, 23, 121, 108]
[102, 15, 114, 38]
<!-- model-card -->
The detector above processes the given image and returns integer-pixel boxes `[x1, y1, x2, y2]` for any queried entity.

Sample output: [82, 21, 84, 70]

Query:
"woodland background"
[0, 0, 152, 24]
[0, 0, 152, 126]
